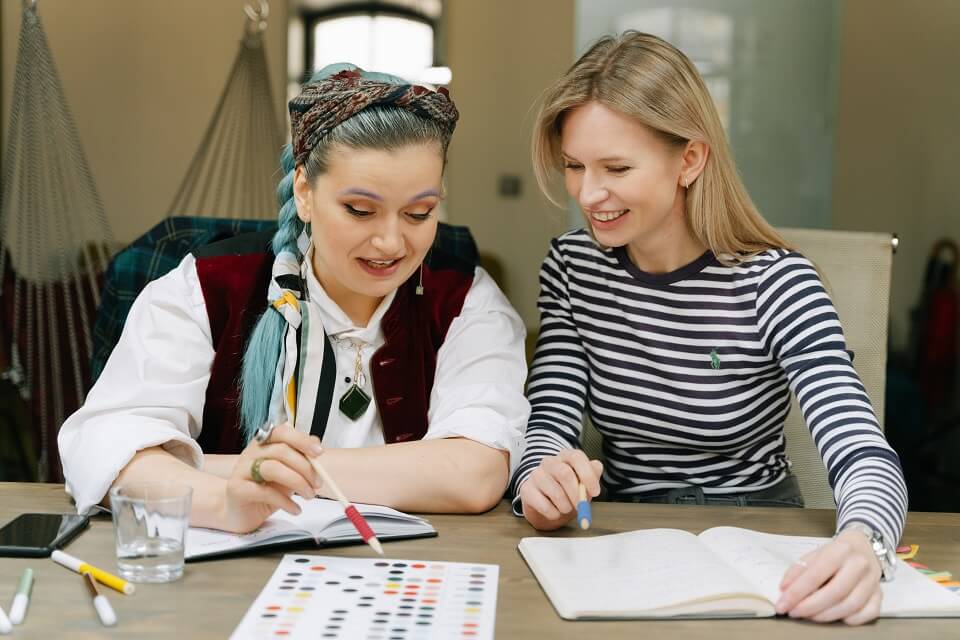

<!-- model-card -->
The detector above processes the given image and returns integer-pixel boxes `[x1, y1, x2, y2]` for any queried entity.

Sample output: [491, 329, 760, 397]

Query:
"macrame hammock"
[0, 2, 282, 482]
[167, 1, 283, 219]
[0, 1, 113, 481]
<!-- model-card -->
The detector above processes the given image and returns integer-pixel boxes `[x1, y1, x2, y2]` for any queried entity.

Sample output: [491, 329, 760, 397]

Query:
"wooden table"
[1, 482, 958, 638]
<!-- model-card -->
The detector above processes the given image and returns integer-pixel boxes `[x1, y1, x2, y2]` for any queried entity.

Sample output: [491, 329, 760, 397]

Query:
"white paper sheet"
[230, 554, 499, 639]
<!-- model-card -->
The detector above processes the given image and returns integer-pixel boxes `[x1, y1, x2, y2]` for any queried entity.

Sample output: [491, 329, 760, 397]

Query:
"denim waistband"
[606, 474, 805, 508]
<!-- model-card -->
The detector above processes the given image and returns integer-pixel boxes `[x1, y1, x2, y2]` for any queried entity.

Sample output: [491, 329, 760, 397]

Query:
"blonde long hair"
[532, 31, 792, 262]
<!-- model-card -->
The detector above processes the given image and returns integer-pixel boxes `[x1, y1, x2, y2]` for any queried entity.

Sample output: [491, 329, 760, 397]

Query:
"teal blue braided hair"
[238, 63, 454, 441]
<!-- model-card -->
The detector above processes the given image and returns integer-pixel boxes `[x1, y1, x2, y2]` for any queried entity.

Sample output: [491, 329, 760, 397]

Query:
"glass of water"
[109, 481, 192, 583]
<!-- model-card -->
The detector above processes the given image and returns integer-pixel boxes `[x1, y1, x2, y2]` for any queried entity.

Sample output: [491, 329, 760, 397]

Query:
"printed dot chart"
[230, 554, 498, 640]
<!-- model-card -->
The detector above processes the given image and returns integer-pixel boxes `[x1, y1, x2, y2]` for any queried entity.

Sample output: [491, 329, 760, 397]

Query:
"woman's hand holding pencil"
[221, 423, 327, 534]
[222, 422, 384, 555]
[519, 449, 602, 532]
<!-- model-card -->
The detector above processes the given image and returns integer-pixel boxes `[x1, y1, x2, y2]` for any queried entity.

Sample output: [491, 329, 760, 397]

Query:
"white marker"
[10, 567, 34, 624]
[0, 602, 12, 635]
[82, 571, 117, 627]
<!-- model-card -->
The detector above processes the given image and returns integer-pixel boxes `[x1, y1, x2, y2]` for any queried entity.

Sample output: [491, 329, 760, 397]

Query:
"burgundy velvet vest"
[191, 231, 475, 454]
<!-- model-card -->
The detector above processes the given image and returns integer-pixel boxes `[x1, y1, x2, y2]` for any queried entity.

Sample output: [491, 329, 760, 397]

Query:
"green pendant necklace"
[338, 339, 371, 420]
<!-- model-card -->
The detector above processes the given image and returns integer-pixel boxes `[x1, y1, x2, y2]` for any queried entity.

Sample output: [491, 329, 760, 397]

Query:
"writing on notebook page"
[698, 527, 823, 603]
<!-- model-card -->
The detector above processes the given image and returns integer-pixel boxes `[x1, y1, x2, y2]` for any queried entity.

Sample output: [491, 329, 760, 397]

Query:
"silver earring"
[415, 264, 424, 295]
[683, 176, 689, 189]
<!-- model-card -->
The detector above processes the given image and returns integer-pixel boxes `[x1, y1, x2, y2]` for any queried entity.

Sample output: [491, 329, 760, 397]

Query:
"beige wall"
[833, 0, 960, 350]
[444, 0, 574, 328]
[1, 0, 571, 328]
[1, 0, 288, 244]
[5, 0, 954, 344]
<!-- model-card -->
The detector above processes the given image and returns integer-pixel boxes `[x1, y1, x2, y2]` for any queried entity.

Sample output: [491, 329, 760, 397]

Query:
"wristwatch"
[841, 522, 896, 582]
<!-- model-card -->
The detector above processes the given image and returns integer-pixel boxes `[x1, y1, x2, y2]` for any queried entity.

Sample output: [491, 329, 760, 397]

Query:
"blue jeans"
[606, 474, 805, 508]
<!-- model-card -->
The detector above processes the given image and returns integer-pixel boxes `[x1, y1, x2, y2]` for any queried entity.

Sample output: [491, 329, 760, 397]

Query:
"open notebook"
[186, 497, 435, 561]
[519, 527, 960, 619]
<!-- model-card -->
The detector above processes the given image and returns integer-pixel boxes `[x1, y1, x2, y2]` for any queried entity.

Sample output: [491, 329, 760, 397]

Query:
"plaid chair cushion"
[91, 217, 276, 382]
[91, 217, 478, 383]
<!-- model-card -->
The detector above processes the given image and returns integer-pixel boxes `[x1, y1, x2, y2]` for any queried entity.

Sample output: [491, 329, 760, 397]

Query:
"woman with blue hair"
[59, 65, 529, 533]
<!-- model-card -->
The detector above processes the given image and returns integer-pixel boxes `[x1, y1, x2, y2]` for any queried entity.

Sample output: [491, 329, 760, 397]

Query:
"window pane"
[615, 8, 733, 130]
[314, 16, 374, 70]
[313, 15, 433, 81]
[370, 15, 433, 78]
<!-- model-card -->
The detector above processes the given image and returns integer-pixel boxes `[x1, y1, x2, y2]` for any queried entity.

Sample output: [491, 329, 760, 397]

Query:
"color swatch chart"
[230, 554, 498, 639]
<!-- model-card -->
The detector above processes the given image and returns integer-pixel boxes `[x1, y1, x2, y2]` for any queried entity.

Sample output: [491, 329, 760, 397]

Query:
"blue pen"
[577, 483, 592, 530]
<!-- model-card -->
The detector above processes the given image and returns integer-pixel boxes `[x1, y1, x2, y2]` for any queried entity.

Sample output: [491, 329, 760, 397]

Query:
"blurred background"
[1, 0, 957, 511]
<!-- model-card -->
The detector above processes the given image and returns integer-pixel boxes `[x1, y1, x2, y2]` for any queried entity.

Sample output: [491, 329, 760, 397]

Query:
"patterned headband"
[289, 69, 459, 166]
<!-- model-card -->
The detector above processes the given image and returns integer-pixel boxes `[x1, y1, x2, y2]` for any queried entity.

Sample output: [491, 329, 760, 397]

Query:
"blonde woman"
[510, 32, 906, 625]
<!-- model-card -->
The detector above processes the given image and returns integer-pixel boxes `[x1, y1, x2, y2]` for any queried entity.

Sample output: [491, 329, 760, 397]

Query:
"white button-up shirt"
[59, 252, 530, 514]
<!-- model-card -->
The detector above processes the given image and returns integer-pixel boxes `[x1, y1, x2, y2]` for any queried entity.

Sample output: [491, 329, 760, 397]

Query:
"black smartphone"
[0, 513, 90, 557]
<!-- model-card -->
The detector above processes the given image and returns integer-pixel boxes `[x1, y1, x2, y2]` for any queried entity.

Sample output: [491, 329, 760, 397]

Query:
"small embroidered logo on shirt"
[710, 348, 721, 370]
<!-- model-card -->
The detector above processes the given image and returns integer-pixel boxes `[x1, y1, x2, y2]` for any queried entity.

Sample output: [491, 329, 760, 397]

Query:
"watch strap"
[840, 522, 896, 581]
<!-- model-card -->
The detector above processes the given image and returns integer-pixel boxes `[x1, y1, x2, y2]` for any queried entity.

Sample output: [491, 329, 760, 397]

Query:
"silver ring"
[253, 422, 275, 444]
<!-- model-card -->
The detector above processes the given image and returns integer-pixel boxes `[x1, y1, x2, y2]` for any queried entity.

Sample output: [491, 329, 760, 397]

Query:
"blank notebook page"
[519, 529, 765, 617]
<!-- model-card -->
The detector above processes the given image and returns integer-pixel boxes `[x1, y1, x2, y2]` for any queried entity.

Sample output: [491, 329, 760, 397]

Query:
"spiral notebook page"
[230, 554, 499, 639]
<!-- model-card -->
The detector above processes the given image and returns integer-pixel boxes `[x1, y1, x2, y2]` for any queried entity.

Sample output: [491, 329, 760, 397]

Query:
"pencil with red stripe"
[309, 457, 384, 555]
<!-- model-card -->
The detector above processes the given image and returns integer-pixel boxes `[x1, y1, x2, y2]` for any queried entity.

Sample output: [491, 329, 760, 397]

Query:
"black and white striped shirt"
[510, 229, 907, 545]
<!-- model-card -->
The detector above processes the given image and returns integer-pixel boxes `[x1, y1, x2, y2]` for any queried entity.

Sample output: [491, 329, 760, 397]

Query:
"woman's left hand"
[776, 529, 883, 624]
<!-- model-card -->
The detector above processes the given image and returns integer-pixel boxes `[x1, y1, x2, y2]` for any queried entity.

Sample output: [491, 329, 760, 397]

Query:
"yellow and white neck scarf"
[267, 229, 312, 427]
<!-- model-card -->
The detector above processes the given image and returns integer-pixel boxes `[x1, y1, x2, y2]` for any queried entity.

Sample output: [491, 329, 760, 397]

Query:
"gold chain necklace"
[336, 338, 371, 420]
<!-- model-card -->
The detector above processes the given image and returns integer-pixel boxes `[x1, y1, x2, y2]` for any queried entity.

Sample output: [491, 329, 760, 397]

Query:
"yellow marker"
[51, 550, 135, 595]
[897, 544, 919, 561]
